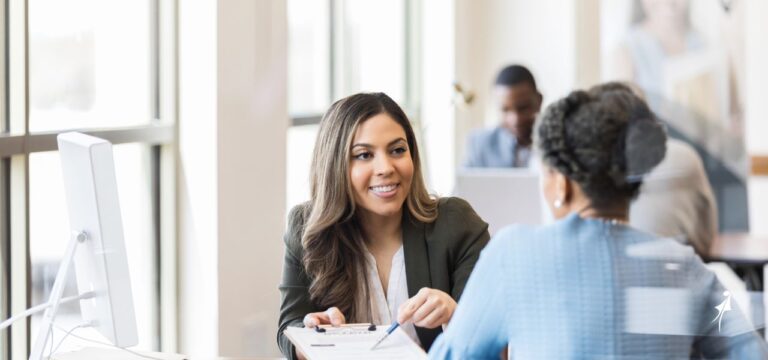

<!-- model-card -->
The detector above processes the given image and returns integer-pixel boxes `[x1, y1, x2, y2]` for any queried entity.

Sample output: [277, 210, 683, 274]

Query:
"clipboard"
[284, 324, 426, 360]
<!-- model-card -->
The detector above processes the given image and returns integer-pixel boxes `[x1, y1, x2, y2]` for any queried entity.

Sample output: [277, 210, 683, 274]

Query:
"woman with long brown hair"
[277, 92, 490, 359]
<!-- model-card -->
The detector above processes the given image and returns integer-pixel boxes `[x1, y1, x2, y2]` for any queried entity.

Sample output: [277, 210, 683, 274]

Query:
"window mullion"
[9, 155, 29, 360]
[328, 0, 336, 104]
[0, 0, 8, 353]
[8, 0, 28, 136]
[1, 162, 10, 358]
[1, 0, 7, 133]
[7, 0, 30, 358]
[157, 0, 178, 352]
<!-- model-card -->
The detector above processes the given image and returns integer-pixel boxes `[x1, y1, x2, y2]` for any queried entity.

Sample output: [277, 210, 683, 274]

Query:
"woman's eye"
[391, 147, 407, 155]
[354, 152, 372, 160]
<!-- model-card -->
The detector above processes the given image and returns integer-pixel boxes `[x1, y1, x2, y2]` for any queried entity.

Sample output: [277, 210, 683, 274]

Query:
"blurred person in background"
[463, 64, 542, 168]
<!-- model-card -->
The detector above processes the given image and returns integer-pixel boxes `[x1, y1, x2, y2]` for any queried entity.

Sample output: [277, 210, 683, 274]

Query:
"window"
[1, 0, 176, 358]
[336, 0, 406, 102]
[286, 0, 413, 211]
[287, 0, 331, 116]
[28, 0, 154, 132]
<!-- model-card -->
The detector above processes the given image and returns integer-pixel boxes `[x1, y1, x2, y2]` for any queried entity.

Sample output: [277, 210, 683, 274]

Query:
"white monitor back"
[454, 168, 548, 235]
[58, 132, 138, 347]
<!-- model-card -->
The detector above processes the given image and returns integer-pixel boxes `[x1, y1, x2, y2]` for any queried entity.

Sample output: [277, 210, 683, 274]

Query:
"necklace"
[575, 203, 629, 225]
[597, 217, 628, 226]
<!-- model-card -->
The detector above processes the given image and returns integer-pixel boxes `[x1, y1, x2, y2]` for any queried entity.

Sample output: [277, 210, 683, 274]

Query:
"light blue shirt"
[464, 126, 530, 168]
[429, 214, 768, 359]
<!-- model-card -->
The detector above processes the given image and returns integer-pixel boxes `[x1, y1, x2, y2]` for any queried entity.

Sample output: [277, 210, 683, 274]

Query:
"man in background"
[464, 64, 542, 168]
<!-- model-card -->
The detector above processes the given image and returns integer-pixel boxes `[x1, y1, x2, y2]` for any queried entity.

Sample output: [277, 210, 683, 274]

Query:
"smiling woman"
[277, 93, 491, 360]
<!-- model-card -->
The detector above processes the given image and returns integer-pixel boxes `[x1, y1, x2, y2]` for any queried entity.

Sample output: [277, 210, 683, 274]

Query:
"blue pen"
[369, 321, 400, 350]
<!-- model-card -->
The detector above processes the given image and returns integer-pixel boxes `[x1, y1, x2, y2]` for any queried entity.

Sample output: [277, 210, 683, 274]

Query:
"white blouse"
[362, 245, 421, 346]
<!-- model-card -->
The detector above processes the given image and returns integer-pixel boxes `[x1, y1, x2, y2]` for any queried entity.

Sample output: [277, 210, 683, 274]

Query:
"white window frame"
[289, 0, 421, 127]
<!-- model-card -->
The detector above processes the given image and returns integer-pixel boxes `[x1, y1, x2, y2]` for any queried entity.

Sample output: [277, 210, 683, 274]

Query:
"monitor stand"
[29, 231, 88, 360]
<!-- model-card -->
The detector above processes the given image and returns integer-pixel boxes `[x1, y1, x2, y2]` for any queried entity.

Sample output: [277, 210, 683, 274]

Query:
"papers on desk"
[284, 324, 426, 360]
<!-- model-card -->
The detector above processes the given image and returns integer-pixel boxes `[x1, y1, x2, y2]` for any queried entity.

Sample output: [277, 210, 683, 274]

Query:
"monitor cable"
[51, 323, 167, 360]
[0, 291, 96, 331]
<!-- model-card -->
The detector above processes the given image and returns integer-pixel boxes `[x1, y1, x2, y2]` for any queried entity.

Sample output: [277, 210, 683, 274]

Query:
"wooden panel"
[753, 155, 768, 176]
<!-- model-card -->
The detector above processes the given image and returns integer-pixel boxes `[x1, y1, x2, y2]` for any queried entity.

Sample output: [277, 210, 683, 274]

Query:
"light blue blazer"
[429, 214, 768, 359]
[463, 126, 527, 168]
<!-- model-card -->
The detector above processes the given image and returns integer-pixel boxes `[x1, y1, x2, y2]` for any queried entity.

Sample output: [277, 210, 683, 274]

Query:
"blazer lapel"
[402, 211, 431, 296]
[401, 211, 441, 349]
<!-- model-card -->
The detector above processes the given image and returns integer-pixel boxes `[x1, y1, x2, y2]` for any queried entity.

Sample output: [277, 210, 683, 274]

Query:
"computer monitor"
[454, 168, 549, 235]
[29, 132, 138, 360]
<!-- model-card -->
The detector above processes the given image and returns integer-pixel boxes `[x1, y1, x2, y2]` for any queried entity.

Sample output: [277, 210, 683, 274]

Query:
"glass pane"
[286, 125, 319, 213]
[338, 0, 406, 102]
[28, 0, 153, 132]
[29, 144, 157, 354]
[288, 0, 331, 115]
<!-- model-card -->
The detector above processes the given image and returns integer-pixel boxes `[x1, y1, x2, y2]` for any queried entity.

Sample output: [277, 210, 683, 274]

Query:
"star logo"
[712, 291, 732, 333]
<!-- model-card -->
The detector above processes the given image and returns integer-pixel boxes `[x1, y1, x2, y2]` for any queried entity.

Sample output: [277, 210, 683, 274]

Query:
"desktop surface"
[708, 233, 768, 265]
[52, 347, 286, 360]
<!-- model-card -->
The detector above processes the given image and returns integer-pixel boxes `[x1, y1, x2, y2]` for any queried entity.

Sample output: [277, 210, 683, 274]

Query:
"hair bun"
[537, 83, 669, 207]
[624, 113, 667, 183]
[561, 91, 591, 117]
[537, 90, 593, 181]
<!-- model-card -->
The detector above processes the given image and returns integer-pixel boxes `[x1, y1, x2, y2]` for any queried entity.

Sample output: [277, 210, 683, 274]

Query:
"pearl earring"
[554, 199, 563, 209]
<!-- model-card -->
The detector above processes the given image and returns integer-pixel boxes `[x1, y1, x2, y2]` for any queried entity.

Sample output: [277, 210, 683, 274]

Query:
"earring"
[554, 199, 563, 209]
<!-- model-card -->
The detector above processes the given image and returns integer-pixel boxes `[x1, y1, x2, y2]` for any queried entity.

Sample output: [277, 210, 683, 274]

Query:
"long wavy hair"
[301, 92, 437, 322]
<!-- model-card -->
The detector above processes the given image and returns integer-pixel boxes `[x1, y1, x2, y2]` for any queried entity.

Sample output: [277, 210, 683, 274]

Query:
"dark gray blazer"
[277, 197, 490, 359]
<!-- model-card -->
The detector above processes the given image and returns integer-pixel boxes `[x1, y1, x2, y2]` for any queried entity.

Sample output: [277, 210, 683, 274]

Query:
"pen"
[369, 321, 399, 350]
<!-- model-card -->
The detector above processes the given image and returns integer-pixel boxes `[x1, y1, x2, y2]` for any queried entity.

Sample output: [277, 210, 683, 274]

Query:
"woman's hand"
[397, 287, 457, 329]
[302, 306, 347, 328]
[297, 307, 346, 360]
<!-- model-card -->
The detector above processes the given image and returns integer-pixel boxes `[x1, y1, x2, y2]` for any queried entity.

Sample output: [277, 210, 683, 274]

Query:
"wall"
[454, 0, 579, 131]
[178, 0, 287, 357]
[178, 0, 218, 356]
[745, 0, 768, 234]
[217, 0, 287, 356]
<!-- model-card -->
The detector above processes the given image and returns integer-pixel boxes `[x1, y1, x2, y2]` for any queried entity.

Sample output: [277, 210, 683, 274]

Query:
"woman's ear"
[554, 171, 570, 205]
[545, 169, 573, 219]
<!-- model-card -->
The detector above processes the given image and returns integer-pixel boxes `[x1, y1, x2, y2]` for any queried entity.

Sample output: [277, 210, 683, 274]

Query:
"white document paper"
[284, 325, 427, 360]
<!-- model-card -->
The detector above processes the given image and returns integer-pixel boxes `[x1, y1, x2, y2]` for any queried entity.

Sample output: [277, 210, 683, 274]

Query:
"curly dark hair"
[536, 82, 667, 209]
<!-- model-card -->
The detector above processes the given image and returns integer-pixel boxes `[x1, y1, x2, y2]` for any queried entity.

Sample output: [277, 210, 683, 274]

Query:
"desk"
[54, 347, 285, 360]
[707, 233, 768, 265]
[204, 358, 283, 360]
[706, 233, 768, 291]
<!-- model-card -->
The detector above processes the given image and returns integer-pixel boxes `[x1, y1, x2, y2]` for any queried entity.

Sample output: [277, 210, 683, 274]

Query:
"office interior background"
[0, 0, 767, 358]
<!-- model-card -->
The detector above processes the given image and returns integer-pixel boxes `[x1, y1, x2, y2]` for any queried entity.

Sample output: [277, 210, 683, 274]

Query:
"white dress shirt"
[362, 245, 421, 345]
